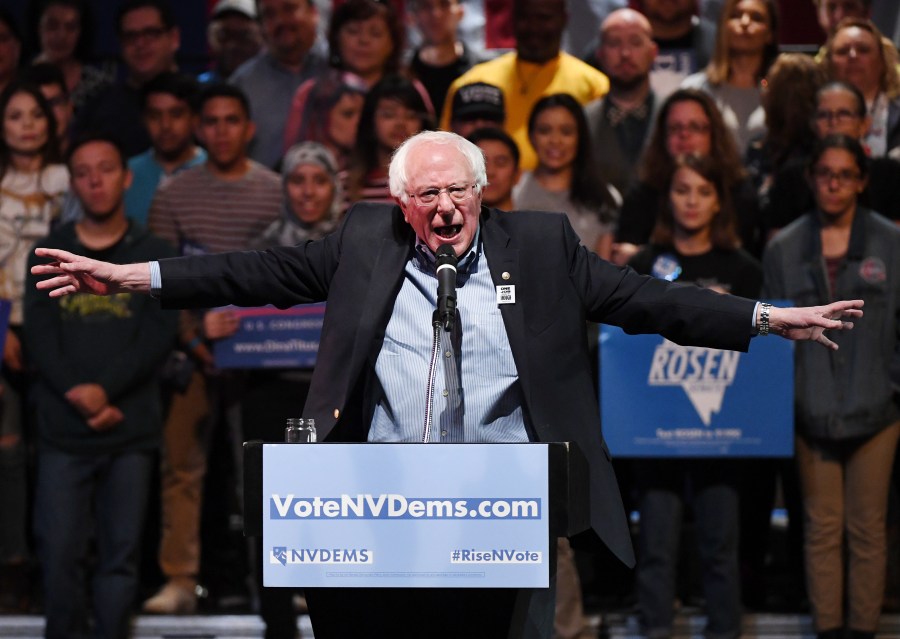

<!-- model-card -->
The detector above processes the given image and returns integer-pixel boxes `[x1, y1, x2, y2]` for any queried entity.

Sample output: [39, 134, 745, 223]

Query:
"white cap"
[211, 0, 256, 19]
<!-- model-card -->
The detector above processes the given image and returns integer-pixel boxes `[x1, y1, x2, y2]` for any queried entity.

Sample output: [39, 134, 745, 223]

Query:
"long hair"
[348, 74, 433, 199]
[823, 17, 900, 100]
[0, 81, 61, 182]
[705, 0, 780, 86]
[327, 0, 404, 76]
[762, 53, 827, 170]
[651, 152, 741, 250]
[527, 93, 615, 214]
[298, 69, 367, 149]
[639, 88, 745, 190]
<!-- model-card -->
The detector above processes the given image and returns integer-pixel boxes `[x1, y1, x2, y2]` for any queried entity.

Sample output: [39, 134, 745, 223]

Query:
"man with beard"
[441, 0, 609, 171]
[230, 0, 326, 168]
[125, 72, 206, 225]
[585, 8, 660, 195]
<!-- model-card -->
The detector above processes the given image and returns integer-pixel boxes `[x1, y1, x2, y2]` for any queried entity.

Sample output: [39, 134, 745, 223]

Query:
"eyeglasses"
[408, 184, 476, 205]
[667, 122, 710, 136]
[812, 167, 861, 186]
[120, 26, 169, 46]
[814, 109, 859, 124]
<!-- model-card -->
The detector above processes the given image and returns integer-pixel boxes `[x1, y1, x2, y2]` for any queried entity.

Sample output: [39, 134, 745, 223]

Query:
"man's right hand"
[31, 248, 151, 297]
[203, 309, 240, 340]
[66, 383, 109, 418]
[87, 405, 124, 431]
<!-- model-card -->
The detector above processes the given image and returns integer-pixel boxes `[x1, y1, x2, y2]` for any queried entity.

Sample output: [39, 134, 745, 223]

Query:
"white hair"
[389, 130, 488, 203]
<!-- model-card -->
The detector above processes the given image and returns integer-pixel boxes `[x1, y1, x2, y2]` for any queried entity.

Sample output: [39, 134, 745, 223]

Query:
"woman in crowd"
[762, 134, 900, 639]
[346, 74, 432, 205]
[631, 151, 761, 639]
[745, 52, 827, 202]
[282, 0, 410, 154]
[26, 0, 114, 112]
[823, 17, 900, 157]
[614, 88, 760, 264]
[0, 80, 67, 612]
[283, 70, 366, 172]
[682, 0, 779, 153]
[247, 141, 343, 636]
[513, 93, 618, 259]
[0, 9, 21, 97]
[254, 142, 344, 250]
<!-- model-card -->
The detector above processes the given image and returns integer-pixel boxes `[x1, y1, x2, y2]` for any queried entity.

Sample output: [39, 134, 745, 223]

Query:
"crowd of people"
[0, 0, 899, 638]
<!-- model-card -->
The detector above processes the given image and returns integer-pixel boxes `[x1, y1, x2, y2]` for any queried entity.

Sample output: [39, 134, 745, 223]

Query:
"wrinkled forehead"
[406, 144, 473, 187]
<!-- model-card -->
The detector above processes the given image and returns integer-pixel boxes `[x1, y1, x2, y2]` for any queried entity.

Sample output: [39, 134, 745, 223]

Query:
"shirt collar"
[414, 225, 482, 274]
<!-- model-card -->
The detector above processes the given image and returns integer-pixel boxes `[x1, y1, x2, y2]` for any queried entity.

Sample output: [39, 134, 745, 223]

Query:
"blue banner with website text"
[262, 444, 550, 588]
[599, 325, 794, 457]
[213, 303, 325, 369]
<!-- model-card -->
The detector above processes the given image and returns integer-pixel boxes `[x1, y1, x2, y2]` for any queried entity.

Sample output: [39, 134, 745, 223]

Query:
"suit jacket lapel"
[481, 211, 529, 393]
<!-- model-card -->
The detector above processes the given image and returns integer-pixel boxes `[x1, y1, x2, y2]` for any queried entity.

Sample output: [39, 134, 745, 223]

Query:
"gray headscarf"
[253, 142, 344, 249]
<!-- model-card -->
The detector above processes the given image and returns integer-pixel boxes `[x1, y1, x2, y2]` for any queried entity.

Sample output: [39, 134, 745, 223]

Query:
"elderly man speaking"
[32, 130, 861, 639]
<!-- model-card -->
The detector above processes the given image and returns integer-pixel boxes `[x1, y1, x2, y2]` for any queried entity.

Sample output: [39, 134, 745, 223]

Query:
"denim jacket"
[762, 207, 900, 441]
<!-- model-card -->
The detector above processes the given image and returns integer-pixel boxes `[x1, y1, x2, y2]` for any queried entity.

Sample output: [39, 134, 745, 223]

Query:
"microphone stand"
[420, 312, 445, 443]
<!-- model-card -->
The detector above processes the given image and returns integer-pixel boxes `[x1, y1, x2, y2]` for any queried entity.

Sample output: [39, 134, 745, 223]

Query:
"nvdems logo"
[647, 340, 740, 425]
[270, 547, 373, 565]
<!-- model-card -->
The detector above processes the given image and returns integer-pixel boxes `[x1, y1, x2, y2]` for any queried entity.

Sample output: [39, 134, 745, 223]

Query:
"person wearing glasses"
[763, 81, 900, 237]
[30, 129, 865, 638]
[613, 88, 762, 265]
[72, 0, 180, 157]
[822, 17, 900, 158]
[762, 133, 900, 639]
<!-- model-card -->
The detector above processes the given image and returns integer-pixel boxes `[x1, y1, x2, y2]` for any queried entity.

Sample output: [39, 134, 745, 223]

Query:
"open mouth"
[435, 224, 462, 239]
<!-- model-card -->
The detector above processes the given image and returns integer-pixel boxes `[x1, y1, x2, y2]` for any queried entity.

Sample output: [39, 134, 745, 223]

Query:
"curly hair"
[638, 88, 745, 190]
[823, 17, 900, 100]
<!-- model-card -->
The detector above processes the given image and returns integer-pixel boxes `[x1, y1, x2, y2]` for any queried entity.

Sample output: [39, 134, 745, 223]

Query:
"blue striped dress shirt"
[367, 230, 529, 443]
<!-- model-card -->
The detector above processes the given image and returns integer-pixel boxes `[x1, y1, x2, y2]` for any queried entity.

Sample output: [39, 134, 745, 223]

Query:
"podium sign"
[600, 325, 794, 457]
[213, 303, 325, 369]
[262, 443, 550, 588]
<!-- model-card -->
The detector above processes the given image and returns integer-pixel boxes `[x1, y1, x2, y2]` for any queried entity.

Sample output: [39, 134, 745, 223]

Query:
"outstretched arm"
[765, 299, 864, 350]
[30, 247, 152, 297]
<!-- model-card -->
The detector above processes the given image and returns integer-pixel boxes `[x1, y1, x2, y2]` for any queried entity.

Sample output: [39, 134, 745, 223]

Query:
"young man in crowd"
[142, 83, 281, 616]
[24, 133, 177, 639]
[448, 81, 506, 138]
[125, 72, 206, 225]
[199, 0, 262, 84]
[467, 127, 520, 211]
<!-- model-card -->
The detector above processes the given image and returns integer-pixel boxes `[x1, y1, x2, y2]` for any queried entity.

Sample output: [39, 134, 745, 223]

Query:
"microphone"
[434, 244, 458, 332]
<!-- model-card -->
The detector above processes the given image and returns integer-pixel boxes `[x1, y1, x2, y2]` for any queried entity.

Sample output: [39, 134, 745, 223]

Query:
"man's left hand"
[768, 300, 864, 350]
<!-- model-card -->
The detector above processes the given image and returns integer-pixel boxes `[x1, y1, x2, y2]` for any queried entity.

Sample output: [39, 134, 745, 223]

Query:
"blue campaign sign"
[262, 444, 550, 588]
[599, 325, 794, 457]
[213, 303, 325, 369]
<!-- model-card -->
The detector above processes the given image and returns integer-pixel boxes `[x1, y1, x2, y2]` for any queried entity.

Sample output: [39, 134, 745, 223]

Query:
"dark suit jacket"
[159, 202, 757, 567]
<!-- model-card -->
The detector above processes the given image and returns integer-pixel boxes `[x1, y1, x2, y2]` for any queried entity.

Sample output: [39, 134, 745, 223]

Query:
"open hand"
[769, 299, 864, 350]
[31, 248, 150, 298]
